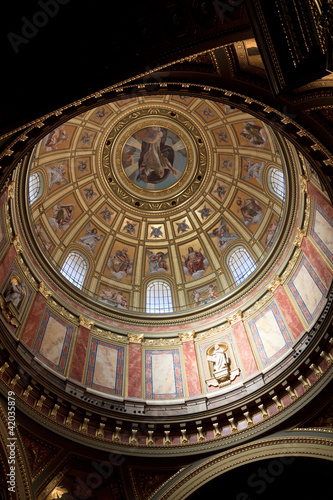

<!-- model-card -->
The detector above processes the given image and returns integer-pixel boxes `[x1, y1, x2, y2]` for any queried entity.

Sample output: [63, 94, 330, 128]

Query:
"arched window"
[228, 247, 256, 286]
[269, 168, 285, 200]
[28, 172, 42, 204]
[60, 251, 88, 289]
[146, 280, 173, 313]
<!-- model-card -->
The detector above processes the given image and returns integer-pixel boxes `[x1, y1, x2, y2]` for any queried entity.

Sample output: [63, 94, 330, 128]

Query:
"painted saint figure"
[107, 248, 133, 281]
[182, 247, 206, 277]
[240, 122, 267, 147]
[48, 202, 75, 232]
[147, 250, 168, 274]
[135, 127, 177, 184]
[78, 223, 104, 255]
[47, 162, 68, 190]
[209, 218, 239, 250]
[236, 197, 263, 227]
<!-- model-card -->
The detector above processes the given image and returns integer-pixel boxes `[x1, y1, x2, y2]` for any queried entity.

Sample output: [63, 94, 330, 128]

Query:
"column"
[179, 330, 202, 397]
[127, 333, 144, 399]
[68, 315, 94, 383]
[228, 311, 258, 377]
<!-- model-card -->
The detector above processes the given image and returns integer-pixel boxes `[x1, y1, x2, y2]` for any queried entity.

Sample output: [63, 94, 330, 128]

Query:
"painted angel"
[77, 222, 104, 255]
[209, 218, 239, 250]
[47, 162, 68, 190]
[147, 250, 168, 274]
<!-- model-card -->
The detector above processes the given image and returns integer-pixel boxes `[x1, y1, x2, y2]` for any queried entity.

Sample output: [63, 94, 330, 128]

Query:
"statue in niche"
[0, 276, 26, 327]
[206, 343, 240, 388]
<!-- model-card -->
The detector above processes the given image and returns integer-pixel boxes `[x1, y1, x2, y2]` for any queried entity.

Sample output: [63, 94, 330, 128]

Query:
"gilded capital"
[227, 310, 243, 325]
[38, 281, 53, 299]
[293, 227, 305, 247]
[79, 315, 94, 330]
[267, 275, 282, 293]
[12, 235, 23, 254]
[179, 330, 195, 342]
[127, 333, 144, 344]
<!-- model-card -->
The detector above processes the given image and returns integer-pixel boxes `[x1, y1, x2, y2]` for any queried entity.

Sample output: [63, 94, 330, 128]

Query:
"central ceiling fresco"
[27, 95, 288, 314]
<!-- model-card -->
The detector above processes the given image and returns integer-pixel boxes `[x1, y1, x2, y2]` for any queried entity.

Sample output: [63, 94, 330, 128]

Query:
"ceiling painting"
[27, 95, 287, 312]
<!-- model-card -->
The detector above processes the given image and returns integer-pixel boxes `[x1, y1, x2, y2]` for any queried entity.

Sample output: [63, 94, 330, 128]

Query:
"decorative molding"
[293, 227, 306, 247]
[128, 333, 144, 344]
[12, 234, 23, 254]
[178, 330, 195, 342]
[38, 281, 53, 300]
[79, 315, 94, 330]
[227, 310, 243, 325]
[267, 275, 282, 293]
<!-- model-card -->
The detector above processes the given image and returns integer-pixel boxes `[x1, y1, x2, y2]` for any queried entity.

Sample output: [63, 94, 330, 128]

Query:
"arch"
[227, 246, 256, 286]
[28, 172, 43, 204]
[268, 167, 286, 201]
[155, 436, 333, 500]
[146, 279, 174, 313]
[60, 251, 89, 289]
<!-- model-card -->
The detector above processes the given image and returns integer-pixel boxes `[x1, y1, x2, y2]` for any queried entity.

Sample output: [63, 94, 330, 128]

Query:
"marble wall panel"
[86, 340, 125, 395]
[287, 256, 327, 326]
[145, 349, 184, 399]
[33, 310, 74, 373]
[248, 302, 293, 367]
[311, 202, 333, 265]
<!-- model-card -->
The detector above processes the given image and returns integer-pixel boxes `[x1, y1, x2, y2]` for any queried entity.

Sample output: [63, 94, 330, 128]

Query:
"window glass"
[29, 173, 41, 204]
[146, 280, 173, 313]
[270, 168, 285, 200]
[60, 252, 88, 289]
[228, 247, 256, 286]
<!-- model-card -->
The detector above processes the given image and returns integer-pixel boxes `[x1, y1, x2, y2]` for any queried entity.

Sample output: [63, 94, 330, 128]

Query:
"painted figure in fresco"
[201, 106, 214, 119]
[84, 185, 97, 201]
[80, 131, 93, 145]
[236, 196, 263, 227]
[43, 126, 69, 151]
[147, 250, 169, 274]
[47, 162, 68, 190]
[95, 107, 108, 120]
[123, 221, 137, 235]
[100, 289, 127, 308]
[209, 218, 239, 251]
[216, 129, 228, 143]
[214, 183, 227, 199]
[78, 223, 104, 255]
[150, 226, 163, 238]
[207, 344, 229, 373]
[182, 247, 206, 277]
[100, 206, 114, 223]
[176, 219, 190, 234]
[77, 160, 89, 173]
[192, 289, 203, 306]
[4, 277, 25, 308]
[135, 127, 177, 184]
[48, 202, 75, 232]
[198, 205, 212, 220]
[220, 158, 232, 171]
[34, 223, 52, 252]
[207, 283, 218, 300]
[265, 218, 279, 249]
[242, 158, 264, 185]
[107, 248, 133, 281]
[240, 122, 267, 147]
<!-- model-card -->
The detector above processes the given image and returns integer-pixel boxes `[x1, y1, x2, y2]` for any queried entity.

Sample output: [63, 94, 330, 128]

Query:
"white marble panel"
[93, 344, 118, 389]
[152, 353, 176, 395]
[254, 309, 285, 358]
[294, 264, 323, 314]
[39, 316, 66, 365]
[314, 209, 333, 254]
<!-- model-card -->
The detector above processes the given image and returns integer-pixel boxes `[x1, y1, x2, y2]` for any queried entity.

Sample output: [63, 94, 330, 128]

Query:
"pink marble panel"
[273, 286, 304, 339]
[128, 343, 142, 398]
[20, 292, 47, 347]
[69, 325, 90, 382]
[182, 341, 201, 397]
[302, 237, 332, 287]
[232, 320, 258, 376]
[0, 245, 16, 285]
[308, 183, 333, 219]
